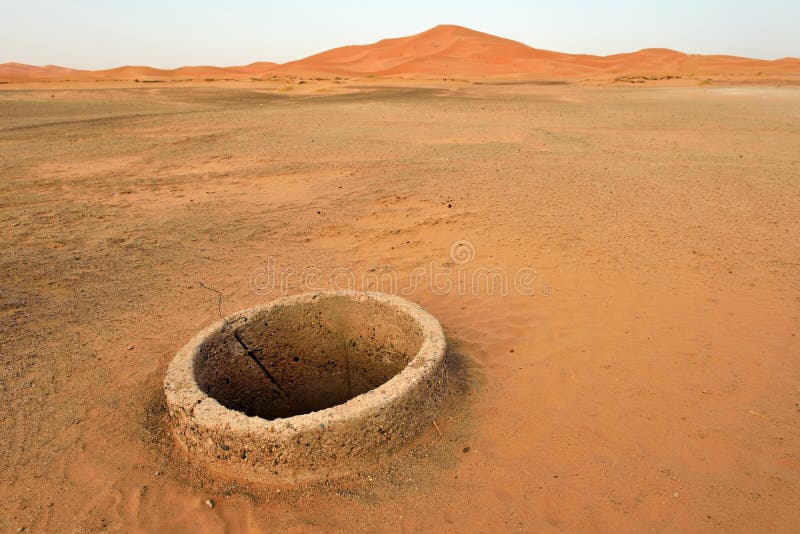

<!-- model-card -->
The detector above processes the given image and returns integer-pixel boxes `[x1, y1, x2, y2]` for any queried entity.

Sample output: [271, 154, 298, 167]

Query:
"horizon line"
[2, 24, 798, 72]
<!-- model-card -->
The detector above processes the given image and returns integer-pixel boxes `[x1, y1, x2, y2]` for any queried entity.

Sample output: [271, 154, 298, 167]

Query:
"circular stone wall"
[164, 291, 447, 484]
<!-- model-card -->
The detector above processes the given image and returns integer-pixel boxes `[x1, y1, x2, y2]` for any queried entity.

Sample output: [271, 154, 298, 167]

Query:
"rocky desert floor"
[1, 80, 799, 532]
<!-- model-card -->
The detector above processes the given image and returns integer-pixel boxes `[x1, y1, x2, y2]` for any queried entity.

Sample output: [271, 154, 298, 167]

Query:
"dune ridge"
[0, 61, 278, 83]
[2, 24, 799, 82]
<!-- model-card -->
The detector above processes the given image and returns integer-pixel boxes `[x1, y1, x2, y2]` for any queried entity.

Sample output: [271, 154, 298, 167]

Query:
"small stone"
[17, 527, 25, 533]
[463, 446, 471, 453]
[205, 499, 214, 509]
[673, 492, 680, 498]
[128, 346, 134, 350]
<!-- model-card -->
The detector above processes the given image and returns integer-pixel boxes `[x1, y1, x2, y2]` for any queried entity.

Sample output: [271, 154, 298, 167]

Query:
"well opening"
[193, 295, 425, 420]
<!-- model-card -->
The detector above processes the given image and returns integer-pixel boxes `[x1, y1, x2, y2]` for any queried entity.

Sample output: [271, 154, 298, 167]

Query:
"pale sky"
[1, 0, 798, 69]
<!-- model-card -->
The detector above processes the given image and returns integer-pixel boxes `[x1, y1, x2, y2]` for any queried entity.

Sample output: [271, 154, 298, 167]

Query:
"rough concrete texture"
[164, 291, 447, 484]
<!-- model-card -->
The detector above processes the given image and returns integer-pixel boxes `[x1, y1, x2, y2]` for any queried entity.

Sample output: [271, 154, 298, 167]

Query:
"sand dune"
[2, 25, 799, 82]
[274, 25, 800, 78]
[273, 25, 571, 77]
[0, 61, 277, 82]
[0, 62, 81, 82]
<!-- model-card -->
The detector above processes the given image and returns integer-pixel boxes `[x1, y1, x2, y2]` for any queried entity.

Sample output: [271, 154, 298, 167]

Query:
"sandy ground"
[1, 81, 799, 532]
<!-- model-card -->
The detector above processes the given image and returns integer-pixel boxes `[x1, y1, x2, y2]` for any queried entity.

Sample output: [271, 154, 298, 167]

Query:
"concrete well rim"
[164, 290, 447, 439]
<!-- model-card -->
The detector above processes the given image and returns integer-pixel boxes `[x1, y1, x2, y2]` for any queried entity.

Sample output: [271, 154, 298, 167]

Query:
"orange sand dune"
[272, 25, 800, 79]
[0, 61, 277, 82]
[2, 25, 799, 83]
[270, 25, 572, 77]
[85, 61, 279, 81]
[0, 62, 82, 82]
[89, 65, 179, 81]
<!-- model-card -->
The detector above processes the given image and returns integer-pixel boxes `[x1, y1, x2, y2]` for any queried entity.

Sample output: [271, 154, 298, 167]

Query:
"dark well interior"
[194, 296, 425, 419]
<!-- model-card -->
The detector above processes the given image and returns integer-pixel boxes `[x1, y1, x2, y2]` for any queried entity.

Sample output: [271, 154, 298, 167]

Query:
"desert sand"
[2, 21, 800, 534]
[2, 25, 799, 83]
[1, 77, 799, 532]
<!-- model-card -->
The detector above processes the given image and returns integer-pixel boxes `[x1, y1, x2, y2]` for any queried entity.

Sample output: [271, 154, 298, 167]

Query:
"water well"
[164, 291, 447, 484]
